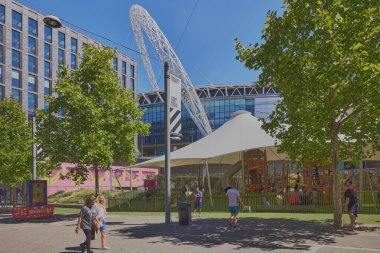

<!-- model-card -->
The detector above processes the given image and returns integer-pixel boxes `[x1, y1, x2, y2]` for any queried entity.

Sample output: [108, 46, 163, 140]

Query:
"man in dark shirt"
[344, 180, 359, 229]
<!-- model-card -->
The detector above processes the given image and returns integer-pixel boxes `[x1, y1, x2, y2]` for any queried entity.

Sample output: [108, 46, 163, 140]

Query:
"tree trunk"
[331, 126, 342, 227]
[12, 186, 17, 208]
[95, 166, 99, 197]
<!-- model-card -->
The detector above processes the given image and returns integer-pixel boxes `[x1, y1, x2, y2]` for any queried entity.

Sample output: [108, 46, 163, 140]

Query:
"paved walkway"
[0, 214, 379, 253]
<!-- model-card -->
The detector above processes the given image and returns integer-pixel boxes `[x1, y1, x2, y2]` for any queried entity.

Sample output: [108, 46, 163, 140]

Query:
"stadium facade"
[137, 83, 280, 158]
[0, 0, 137, 117]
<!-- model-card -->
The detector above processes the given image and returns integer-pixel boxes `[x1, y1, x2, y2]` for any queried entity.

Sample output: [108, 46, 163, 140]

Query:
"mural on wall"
[44, 163, 159, 196]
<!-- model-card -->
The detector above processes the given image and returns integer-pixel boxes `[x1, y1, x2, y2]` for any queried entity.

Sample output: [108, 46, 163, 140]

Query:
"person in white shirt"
[97, 195, 110, 250]
[226, 183, 243, 229]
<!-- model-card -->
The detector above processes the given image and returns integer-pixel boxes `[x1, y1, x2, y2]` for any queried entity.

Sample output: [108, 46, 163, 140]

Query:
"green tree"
[37, 45, 150, 196]
[235, 0, 380, 226]
[0, 98, 33, 205]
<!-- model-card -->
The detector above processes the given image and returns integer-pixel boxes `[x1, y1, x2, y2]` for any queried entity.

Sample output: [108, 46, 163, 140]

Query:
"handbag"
[93, 219, 101, 231]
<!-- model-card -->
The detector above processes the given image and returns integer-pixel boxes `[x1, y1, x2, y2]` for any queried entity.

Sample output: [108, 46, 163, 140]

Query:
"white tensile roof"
[133, 110, 287, 168]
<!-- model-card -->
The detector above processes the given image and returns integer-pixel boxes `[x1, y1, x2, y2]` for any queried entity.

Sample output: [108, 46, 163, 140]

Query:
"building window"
[12, 50, 21, 68]
[71, 38, 77, 54]
[122, 75, 126, 88]
[82, 43, 87, 56]
[0, 45, 3, 63]
[130, 78, 135, 91]
[44, 79, 51, 95]
[0, 65, 3, 83]
[12, 89, 21, 103]
[71, 54, 77, 69]
[28, 55, 37, 73]
[122, 61, 127, 74]
[0, 25, 3, 43]
[28, 18, 38, 37]
[0, 85, 4, 100]
[44, 43, 51, 60]
[12, 69, 21, 88]
[28, 74, 37, 91]
[28, 37, 37, 55]
[130, 64, 135, 77]
[28, 93, 37, 110]
[113, 57, 118, 71]
[44, 61, 51, 78]
[121, 61, 127, 88]
[44, 25, 52, 43]
[12, 30, 21, 49]
[0, 4, 5, 24]
[44, 100, 49, 110]
[12, 11, 22, 30]
[58, 49, 64, 66]
[27, 111, 35, 119]
[58, 32, 65, 48]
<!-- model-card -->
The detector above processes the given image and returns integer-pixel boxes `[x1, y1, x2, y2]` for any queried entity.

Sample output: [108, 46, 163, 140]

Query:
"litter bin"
[178, 201, 191, 225]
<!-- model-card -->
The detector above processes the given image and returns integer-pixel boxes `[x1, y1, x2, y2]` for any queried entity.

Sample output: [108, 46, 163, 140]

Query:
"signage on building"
[169, 74, 182, 137]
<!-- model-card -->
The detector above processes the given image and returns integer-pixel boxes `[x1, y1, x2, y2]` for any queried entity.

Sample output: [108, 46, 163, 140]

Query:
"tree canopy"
[235, 0, 380, 226]
[37, 45, 150, 193]
[0, 98, 33, 187]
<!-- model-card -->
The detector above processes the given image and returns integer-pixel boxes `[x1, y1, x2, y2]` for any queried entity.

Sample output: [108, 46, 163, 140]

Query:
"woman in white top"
[97, 195, 110, 250]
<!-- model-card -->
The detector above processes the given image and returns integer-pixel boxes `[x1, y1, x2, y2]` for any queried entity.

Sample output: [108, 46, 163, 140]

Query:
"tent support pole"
[241, 151, 245, 192]
[202, 164, 205, 190]
[204, 160, 213, 209]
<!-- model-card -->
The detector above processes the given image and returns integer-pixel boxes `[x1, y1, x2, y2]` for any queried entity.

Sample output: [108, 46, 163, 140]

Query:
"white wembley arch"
[130, 5, 212, 136]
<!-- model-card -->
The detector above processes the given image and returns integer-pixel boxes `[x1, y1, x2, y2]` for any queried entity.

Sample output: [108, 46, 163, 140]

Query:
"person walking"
[76, 196, 98, 253]
[97, 195, 110, 250]
[192, 186, 203, 217]
[344, 180, 359, 230]
[226, 183, 243, 230]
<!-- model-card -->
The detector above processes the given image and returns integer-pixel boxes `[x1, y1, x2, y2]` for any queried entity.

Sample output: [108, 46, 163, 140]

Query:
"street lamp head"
[43, 15, 62, 28]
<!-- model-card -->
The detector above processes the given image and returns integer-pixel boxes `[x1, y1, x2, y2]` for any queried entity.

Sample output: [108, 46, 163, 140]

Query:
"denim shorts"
[229, 206, 239, 215]
[194, 201, 202, 209]
[100, 219, 107, 232]
[348, 204, 358, 217]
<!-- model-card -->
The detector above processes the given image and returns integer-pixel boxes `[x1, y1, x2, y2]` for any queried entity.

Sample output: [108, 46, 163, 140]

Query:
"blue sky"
[19, 0, 283, 92]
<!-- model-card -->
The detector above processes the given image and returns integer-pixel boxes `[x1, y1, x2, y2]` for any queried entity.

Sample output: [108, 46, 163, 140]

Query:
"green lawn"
[55, 207, 380, 225]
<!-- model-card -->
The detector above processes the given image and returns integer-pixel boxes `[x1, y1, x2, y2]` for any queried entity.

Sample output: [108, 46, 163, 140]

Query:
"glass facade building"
[0, 0, 138, 117]
[138, 84, 280, 157]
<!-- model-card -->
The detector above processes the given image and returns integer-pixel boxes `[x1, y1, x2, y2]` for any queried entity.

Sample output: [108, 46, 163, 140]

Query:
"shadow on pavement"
[59, 245, 81, 253]
[60, 245, 104, 253]
[0, 214, 77, 224]
[113, 218, 373, 251]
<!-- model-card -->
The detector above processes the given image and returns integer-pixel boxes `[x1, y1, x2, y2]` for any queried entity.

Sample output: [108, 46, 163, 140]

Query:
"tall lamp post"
[32, 117, 37, 180]
[164, 62, 171, 224]
[35, 16, 62, 179]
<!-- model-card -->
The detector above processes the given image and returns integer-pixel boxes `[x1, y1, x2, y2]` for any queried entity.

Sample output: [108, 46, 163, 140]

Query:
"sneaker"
[101, 247, 111, 250]
[80, 243, 85, 252]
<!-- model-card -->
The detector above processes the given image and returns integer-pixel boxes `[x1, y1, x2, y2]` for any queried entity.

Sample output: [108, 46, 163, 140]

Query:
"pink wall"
[45, 163, 159, 196]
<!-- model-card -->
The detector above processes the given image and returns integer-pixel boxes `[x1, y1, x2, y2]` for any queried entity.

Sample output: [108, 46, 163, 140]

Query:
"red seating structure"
[11, 205, 54, 220]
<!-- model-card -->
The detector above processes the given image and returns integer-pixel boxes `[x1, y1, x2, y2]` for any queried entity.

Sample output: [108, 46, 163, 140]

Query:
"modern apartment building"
[0, 0, 137, 117]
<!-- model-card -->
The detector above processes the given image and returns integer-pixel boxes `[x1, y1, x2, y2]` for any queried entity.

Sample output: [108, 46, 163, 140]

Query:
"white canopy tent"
[134, 110, 286, 169]
[134, 111, 287, 208]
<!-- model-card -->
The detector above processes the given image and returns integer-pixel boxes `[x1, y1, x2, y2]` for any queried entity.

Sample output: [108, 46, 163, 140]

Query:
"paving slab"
[0, 214, 379, 253]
